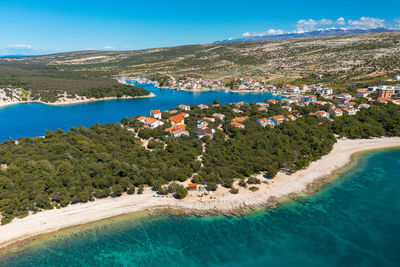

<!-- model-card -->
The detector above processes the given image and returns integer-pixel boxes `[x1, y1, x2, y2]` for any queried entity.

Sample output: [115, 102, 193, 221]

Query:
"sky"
[1, 0, 400, 55]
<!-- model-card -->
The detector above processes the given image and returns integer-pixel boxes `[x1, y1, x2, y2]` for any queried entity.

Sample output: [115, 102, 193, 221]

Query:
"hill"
[1, 32, 400, 96]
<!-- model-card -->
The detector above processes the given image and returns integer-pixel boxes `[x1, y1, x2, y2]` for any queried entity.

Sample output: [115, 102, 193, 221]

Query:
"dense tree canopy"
[0, 102, 399, 224]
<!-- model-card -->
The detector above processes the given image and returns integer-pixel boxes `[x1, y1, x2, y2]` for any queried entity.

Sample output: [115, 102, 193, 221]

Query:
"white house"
[256, 118, 275, 127]
[178, 104, 191, 111]
[316, 110, 329, 118]
[150, 110, 162, 119]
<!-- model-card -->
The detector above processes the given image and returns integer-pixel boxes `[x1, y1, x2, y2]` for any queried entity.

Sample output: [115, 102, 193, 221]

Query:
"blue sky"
[1, 0, 399, 55]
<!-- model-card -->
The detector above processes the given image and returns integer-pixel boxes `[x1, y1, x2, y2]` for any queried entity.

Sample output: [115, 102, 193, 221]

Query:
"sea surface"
[0, 83, 276, 142]
[1, 148, 400, 266]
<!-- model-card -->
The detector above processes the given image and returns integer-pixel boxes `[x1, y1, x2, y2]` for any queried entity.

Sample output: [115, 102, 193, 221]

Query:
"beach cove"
[1, 137, 399, 253]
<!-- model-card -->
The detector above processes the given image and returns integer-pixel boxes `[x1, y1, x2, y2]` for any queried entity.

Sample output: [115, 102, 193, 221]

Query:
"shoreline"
[158, 85, 269, 94]
[0, 93, 156, 108]
[0, 137, 400, 251]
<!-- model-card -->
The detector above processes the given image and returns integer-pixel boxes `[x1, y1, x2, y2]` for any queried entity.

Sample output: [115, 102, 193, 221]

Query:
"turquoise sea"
[1, 148, 400, 266]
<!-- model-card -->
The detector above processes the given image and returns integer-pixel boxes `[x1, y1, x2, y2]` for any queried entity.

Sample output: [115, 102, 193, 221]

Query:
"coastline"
[0, 93, 156, 108]
[0, 137, 399, 251]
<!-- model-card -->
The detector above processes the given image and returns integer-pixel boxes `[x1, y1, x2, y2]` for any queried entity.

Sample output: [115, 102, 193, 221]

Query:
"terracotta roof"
[165, 125, 186, 132]
[232, 116, 248, 123]
[231, 121, 245, 128]
[169, 115, 184, 123]
[151, 110, 161, 114]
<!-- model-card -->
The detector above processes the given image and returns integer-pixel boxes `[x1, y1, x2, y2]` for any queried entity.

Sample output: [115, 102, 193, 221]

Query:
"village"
[129, 76, 400, 137]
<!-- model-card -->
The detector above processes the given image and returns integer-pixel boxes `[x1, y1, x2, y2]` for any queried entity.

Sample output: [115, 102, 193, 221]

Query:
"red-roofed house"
[178, 104, 190, 111]
[256, 118, 275, 127]
[329, 108, 343, 117]
[150, 110, 162, 119]
[137, 116, 164, 129]
[169, 115, 185, 126]
[267, 99, 279, 104]
[196, 128, 215, 139]
[231, 121, 245, 129]
[171, 128, 189, 138]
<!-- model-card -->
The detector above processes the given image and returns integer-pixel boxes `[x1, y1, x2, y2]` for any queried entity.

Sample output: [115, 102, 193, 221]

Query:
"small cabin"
[188, 183, 197, 190]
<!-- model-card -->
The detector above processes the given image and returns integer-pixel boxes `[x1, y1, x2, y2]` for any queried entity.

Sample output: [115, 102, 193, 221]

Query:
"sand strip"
[0, 137, 399, 249]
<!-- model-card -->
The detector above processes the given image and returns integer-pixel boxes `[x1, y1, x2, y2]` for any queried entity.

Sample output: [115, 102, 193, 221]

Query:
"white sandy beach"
[0, 93, 156, 108]
[0, 137, 399, 249]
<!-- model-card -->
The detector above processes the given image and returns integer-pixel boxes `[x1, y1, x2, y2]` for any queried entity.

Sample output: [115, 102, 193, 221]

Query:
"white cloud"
[295, 18, 346, 32]
[7, 44, 32, 49]
[103, 46, 115, 49]
[242, 29, 284, 37]
[237, 16, 395, 41]
[295, 19, 319, 33]
[336, 17, 345, 25]
[394, 18, 400, 29]
[348, 17, 385, 29]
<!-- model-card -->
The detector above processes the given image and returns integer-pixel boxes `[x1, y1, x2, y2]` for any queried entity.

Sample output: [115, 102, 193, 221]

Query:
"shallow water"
[2, 148, 400, 266]
[0, 83, 276, 142]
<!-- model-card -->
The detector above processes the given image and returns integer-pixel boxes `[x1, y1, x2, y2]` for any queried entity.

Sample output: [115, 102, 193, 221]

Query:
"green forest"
[0, 102, 399, 224]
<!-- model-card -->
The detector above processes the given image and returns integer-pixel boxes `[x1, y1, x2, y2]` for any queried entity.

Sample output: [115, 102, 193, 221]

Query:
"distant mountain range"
[215, 28, 399, 43]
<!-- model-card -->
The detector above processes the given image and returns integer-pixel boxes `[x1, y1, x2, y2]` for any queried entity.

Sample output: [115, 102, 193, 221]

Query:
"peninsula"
[0, 137, 399, 250]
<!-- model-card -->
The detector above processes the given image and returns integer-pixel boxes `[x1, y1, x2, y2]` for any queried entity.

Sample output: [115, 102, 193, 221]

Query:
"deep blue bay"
[2, 148, 400, 266]
[1, 84, 400, 266]
[0, 83, 277, 142]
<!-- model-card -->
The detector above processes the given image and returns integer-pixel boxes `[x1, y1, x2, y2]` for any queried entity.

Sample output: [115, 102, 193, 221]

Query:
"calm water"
[2, 148, 400, 266]
[0, 83, 276, 142]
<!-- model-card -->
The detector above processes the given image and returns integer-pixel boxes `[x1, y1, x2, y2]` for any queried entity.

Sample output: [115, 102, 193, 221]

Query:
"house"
[137, 116, 164, 129]
[202, 117, 215, 122]
[357, 90, 371, 98]
[179, 112, 189, 118]
[197, 120, 208, 129]
[315, 101, 327, 106]
[336, 93, 353, 104]
[235, 101, 246, 107]
[285, 114, 296, 121]
[343, 108, 358, 115]
[267, 99, 279, 104]
[256, 118, 275, 127]
[270, 115, 286, 125]
[198, 104, 209, 109]
[232, 108, 243, 113]
[188, 183, 197, 190]
[316, 110, 329, 118]
[329, 108, 343, 117]
[196, 128, 215, 139]
[302, 95, 317, 103]
[213, 113, 225, 120]
[299, 84, 309, 91]
[280, 106, 292, 112]
[345, 102, 357, 108]
[169, 115, 185, 126]
[281, 98, 293, 104]
[231, 121, 245, 129]
[149, 110, 162, 119]
[359, 104, 371, 109]
[178, 104, 190, 111]
[232, 116, 249, 123]
[378, 89, 395, 99]
[171, 128, 189, 137]
[377, 97, 392, 104]
[256, 102, 269, 108]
